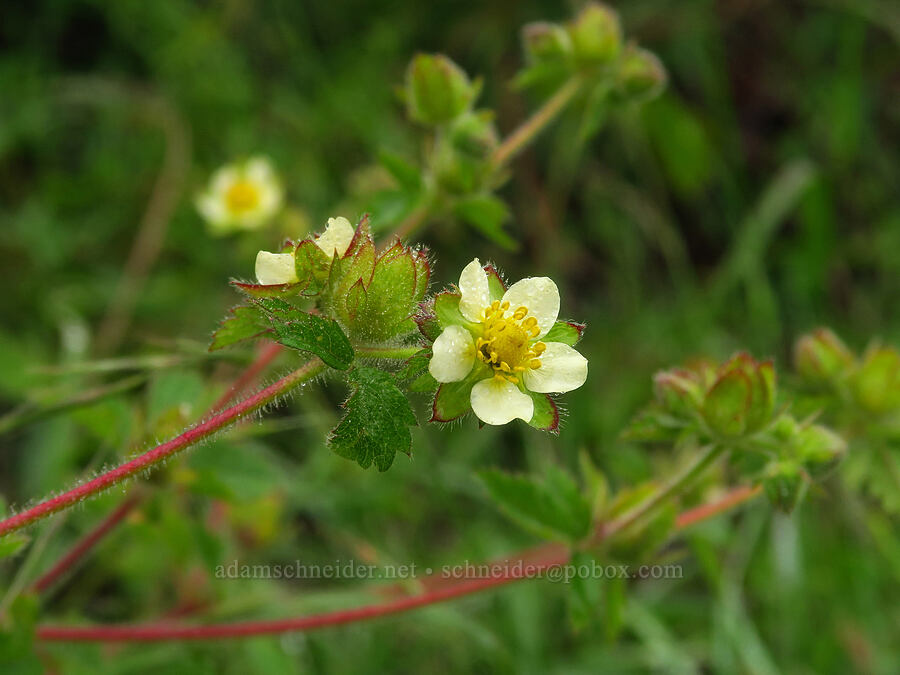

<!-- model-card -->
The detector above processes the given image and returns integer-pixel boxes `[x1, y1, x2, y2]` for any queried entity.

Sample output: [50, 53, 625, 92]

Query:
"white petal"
[196, 193, 230, 227]
[315, 216, 355, 257]
[458, 259, 490, 322]
[245, 157, 275, 183]
[255, 251, 298, 285]
[470, 377, 535, 425]
[428, 325, 475, 382]
[210, 166, 239, 195]
[501, 277, 560, 338]
[524, 342, 588, 393]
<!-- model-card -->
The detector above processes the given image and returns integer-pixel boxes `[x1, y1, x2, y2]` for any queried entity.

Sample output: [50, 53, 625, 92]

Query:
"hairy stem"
[603, 444, 727, 538]
[34, 486, 760, 643]
[31, 492, 144, 594]
[0, 359, 326, 538]
[490, 76, 583, 168]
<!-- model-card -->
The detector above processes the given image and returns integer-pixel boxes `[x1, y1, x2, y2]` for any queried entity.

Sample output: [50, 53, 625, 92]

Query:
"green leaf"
[527, 391, 559, 433]
[0, 533, 29, 560]
[568, 550, 605, 631]
[210, 305, 272, 351]
[255, 298, 354, 370]
[328, 367, 417, 471]
[479, 466, 592, 542]
[232, 281, 301, 300]
[543, 321, 585, 346]
[378, 149, 423, 192]
[453, 194, 518, 250]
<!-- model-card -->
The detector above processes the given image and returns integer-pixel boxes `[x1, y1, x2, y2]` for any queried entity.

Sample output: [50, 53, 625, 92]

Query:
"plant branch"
[31, 492, 143, 594]
[209, 342, 285, 413]
[34, 485, 760, 643]
[490, 76, 583, 169]
[0, 359, 326, 538]
[602, 444, 727, 539]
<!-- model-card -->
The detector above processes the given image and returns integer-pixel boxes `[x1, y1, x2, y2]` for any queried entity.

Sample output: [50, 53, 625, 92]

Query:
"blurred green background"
[1, 0, 899, 672]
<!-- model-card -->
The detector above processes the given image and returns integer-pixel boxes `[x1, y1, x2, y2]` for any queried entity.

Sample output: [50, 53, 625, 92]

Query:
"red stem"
[29, 343, 290, 597]
[0, 359, 324, 538]
[209, 342, 284, 413]
[34, 485, 760, 643]
[31, 493, 142, 594]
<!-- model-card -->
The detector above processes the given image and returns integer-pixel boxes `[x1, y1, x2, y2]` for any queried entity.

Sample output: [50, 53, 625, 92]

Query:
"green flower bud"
[702, 353, 776, 437]
[852, 346, 900, 414]
[615, 44, 666, 101]
[566, 2, 622, 65]
[433, 110, 499, 195]
[324, 219, 431, 343]
[793, 328, 855, 385]
[763, 461, 805, 514]
[653, 369, 703, 417]
[794, 424, 846, 479]
[405, 53, 478, 126]
[522, 22, 573, 64]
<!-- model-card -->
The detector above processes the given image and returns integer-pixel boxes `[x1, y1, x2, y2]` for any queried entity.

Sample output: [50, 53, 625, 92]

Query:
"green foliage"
[254, 298, 354, 370]
[479, 466, 592, 542]
[404, 53, 478, 126]
[328, 367, 417, 471]
[209, 305, 271, 351]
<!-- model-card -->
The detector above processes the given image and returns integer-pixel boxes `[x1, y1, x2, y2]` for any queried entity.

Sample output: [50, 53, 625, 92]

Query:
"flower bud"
[852, 345, 900, 414]
[433, 111, 499, 195]
[793, 328, 855, 385]
[615, 44, 666, 101]
[763, 461, 805, 514]
[566, 3, 622, 65]
[702, 353, 776, 437]
[794, 424, 846, 479]
[405, 53, 478, 126]
[522, 22, 573, 64]
[653, 369, 703, 417]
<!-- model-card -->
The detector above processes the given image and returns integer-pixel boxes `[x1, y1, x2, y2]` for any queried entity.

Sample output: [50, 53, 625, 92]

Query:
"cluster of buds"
[521, 2, 666, 102]
[403, 53, 499, 197]
[761, 414, 846, 512]
[795, 328, 900, 416]
[249, 215, 430, 345]
[643, 352, 848, 513]
[652, 353, 776, 440]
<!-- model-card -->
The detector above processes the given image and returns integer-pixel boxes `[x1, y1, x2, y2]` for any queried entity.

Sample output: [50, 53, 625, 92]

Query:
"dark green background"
[0, 1, 898, 672]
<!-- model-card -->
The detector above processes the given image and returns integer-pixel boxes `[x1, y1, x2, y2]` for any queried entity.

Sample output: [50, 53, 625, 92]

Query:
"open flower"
[255, 217, 355, 285]
[196, 157, 283, 234]
[426, 259, 588, 427]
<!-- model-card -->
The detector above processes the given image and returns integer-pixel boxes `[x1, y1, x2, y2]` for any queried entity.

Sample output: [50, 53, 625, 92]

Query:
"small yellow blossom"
[196, 157, 283, 234]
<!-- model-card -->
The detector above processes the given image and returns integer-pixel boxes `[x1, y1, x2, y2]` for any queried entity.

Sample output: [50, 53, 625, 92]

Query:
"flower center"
[225, 180, 261, 214]
[476, 300, 546, 383]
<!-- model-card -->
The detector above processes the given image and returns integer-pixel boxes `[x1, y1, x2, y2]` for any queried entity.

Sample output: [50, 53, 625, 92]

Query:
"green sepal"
[430, 365, 486, 422]
[254, 298, 354, 370]
[543, 320, 585, 346]
[293, 239, 332, 296]
[484, 263, 507, 302]
[478, 465, 593, 542]
[702, 369, 751, 437]
[527, 390, 560, 434]
[232, 281, 301, 300]
[328, 367, 417, 472]
[209, 304, 272, 351]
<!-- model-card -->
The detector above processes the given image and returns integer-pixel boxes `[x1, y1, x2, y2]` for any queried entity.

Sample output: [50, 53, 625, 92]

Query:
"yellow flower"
[196, 157, 283, 234]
